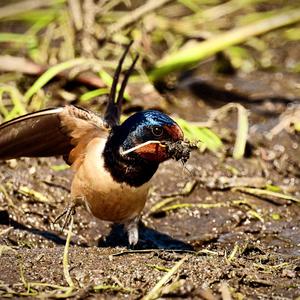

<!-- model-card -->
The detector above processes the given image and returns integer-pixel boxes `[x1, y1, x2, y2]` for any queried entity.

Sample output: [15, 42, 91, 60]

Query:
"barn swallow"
[0, 43, 188, 245]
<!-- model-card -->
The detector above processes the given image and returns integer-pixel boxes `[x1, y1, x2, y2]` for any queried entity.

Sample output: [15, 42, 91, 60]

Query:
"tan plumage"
[71, 137, 149, 223]
[0, 43, 185, 246]
[0, 105, 148, 230]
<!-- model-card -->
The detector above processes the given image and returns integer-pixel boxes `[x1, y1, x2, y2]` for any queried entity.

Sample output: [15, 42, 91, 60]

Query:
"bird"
[0, 43, 188, 246]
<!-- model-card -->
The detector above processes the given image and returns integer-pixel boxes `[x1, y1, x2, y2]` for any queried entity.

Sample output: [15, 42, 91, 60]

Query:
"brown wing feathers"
[0, 107, 71, 159]
[59, 106, 107, 167]
[0, 42, 137, 165]
[0, 106, 106, 163]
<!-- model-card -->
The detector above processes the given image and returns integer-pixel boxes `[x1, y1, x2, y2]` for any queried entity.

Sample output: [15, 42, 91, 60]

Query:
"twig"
[198, 288, 218, 300]
[232, 187, 300, 204]
[82, 0, 97, 56]
[142, 256, 188, 300]
[112, 249, 195, 257]
[227, 244, 239, 262]
[100, 0, 123, 15]
[63, 215, 75, 289]
[19, 186, 54, 205]
[0, 56, 105, 88]
[0, 227, 13, 236]
[0, 184, 22, 212]
[219, 282, 232, 300]
[161, 180, 198, 198]
[0, 0, 62, 19]
[107, 0, 172, 34]
[233, 104, 248, 160]
[203, 176, 268, 190]
[155, 199, 253, 214]
[0, 245, 17, 257]
[68, 0, 83, 30]
[267, 105, 300, 139]
[0, 56, 44, 74]
[150, 196, 180, 214]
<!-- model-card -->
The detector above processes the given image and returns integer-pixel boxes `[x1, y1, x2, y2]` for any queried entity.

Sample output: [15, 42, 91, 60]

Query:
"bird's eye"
[151, 126, 163, 137]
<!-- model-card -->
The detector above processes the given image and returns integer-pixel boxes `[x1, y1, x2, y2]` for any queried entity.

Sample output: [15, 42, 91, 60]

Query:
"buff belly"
[71, 137, 149, 223]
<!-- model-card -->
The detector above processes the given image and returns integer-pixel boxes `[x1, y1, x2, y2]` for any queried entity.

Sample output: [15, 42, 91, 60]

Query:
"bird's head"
[104, 110, 185, 186]
[118, 110, 183, 163]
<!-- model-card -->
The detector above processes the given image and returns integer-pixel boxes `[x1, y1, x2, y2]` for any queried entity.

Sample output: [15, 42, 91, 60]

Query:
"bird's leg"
[54, 199, 77, 231]
[124, 216, 139, 246]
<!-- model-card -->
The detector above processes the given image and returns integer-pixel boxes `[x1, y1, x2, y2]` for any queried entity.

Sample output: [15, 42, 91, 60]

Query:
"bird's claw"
[54, 203, 76, 232]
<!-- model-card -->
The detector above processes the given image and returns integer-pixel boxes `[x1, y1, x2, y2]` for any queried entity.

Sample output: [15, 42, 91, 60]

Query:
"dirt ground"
[0, 67, 300, 299]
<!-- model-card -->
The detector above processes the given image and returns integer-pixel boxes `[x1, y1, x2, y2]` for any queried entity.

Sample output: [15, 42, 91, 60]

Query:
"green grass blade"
[0, 33, 37, 47]
[63, 216, 74, 288]
[149, 8, 300, 80]
[233, 187, 300, 203]
[175, 118, 222, 152]
[142, 256, 188, 300]
[0, 85, 26, 121]
[24, 58, 90, 102]
[80, 88, 109, 102]
[98, 69, 130, 101]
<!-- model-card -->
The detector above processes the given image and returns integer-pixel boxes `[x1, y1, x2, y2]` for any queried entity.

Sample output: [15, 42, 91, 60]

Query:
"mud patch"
[0, 69, 300, 299]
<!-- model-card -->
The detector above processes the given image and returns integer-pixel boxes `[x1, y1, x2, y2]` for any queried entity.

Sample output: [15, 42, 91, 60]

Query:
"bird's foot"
[54, 202, 76, 232]
[125, 217, 139, 247]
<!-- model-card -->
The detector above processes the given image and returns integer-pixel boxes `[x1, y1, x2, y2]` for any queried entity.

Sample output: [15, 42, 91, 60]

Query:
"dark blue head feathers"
[103, 109, 183, 187]
[118, 110, 179, 149]
[121, 110, 176, 131]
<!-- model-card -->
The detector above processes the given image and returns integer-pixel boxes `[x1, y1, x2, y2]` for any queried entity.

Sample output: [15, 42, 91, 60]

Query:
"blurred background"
[0, 0, 300, 152]
[0, 0, 299, 117]
[0, 1, 300, 299]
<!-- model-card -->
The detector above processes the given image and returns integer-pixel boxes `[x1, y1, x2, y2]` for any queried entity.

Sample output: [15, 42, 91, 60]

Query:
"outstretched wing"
[0, 43, 138, 168]
[0, 105, 108, 167]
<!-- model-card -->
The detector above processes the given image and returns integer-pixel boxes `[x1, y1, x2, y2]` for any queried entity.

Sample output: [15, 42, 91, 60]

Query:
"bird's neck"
[103, 129, 159, 187]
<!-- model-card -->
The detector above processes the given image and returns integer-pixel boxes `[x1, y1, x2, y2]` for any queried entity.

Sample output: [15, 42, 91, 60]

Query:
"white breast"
[71, 137, 149, 223]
